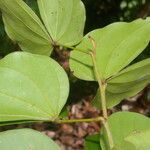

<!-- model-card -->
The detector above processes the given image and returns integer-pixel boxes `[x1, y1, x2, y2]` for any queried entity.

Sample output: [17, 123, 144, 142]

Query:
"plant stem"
[88, 36, 114, 149]
[99, 83, 108, 119]
[90, 52, 114, 149]
[103, 122, 114, 149]
[62, 40, 114, 149]
[55, 117, 104, 124]
[90, 52, 107, 118]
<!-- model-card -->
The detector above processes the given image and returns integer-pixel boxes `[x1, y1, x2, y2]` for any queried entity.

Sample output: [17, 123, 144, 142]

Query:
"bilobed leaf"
[92, 58, 150, 108]
[106, 58, 150, 107]
[93, 79, 148, 108]
[70, 18, 150, 80]
[37, 0, 86, 46]
[85, 134, 101, 150]
[100, 112, 150, 150]
[125, 129, 150, 150]
[0, 52, 69, 125]
[108, 58, 150, 84]
[105, 80, 148, 108]
[0, 0, 53, 55]
[70, 19, 150, 108]
[107, 79, 148, 94]
[0, 129, 60, 150]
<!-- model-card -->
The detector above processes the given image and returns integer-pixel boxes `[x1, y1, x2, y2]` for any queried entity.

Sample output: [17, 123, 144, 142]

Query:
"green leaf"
[0, 0, 53, 55]
[25, 0, 40, 15]
[111, 142, 135, 150]
[0, 14, 16, 56]
[108, 58, 150, 84]
[70, 19, 150, 107]
[85, 134, 101, 150]
[100, 112, 150, 150]
[106, 58, 150, 107]
[0, 52, 69, 125]
[92, 58, 150, 108]
[125, 129, 150, 150]
[92, 79, 149, 108]
[105, 80, 148, 108]
[107, 79, 148, 94]
[70, 18, 150, 80]
[0, 129, 60, 150]
[70, 50, 94, 81]
[59, 106, 69, 119]
[37, 0, 86, 46]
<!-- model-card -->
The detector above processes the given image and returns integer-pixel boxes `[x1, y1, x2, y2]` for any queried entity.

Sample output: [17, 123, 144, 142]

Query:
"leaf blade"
[85, 134, 101, 150]
[0, 0, 53, 55]
[100, 112, 150, 150]
[125, 129, 150, 150]
[0, 52, 69, 124]
[0, 129, 60, 150]
[38, 0, 86, 46]
[93, 79, 148, 108]
[108, 58, 150, 83]
[70, 18, 150, 80]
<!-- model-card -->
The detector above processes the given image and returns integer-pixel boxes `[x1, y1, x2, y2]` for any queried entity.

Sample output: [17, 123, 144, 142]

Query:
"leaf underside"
[70, 18, 150, 107]
[0, 52, 69, 125]
[125, 129, 150, 150]
[70, 18, 150, 80]
[0, 0, 53, 55]
[37, 0, 86, 46]
[0, 129, 60, 150]
[100, 112, 150, 150]
[93, 58, 150, 108]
